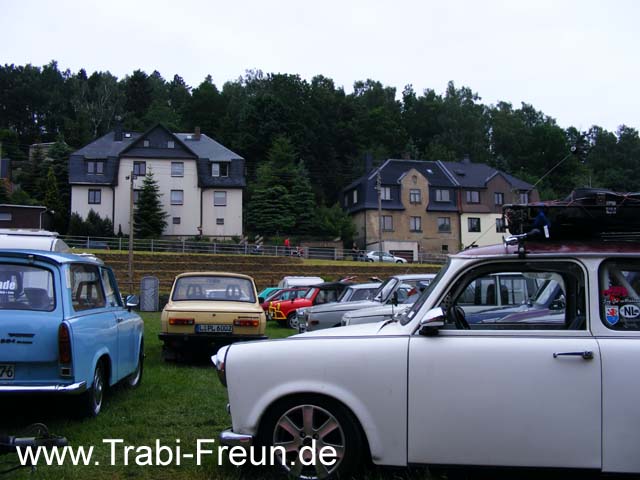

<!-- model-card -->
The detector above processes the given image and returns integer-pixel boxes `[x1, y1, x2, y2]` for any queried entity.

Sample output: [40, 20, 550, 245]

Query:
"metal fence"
[60, 235, 447, 264]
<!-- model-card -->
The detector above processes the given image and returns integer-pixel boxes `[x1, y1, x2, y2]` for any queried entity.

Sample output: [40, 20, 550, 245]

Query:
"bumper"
[220, 428, 254, 447]
[159, 333, 268, 346]
[0, 381, 86, 394]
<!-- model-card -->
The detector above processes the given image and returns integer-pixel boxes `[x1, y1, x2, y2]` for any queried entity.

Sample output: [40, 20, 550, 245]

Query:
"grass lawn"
[0, 314, 431, 480]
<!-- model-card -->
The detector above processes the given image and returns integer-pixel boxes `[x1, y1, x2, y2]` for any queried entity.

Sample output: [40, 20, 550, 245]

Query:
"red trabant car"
[268, 281, 351, 328]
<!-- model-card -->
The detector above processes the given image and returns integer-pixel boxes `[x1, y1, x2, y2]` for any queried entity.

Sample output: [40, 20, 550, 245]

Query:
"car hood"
[307, 299, 380, 314]
[292, 320, 404, 338]
[344, 303, 411, 319]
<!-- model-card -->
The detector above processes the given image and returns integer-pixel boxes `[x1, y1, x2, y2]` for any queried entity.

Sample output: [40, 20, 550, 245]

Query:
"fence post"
[119, 237, 122, 251]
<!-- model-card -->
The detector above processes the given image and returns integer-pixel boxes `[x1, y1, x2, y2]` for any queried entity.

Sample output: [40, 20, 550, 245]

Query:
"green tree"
[43, 166, 65, 233]
[317, 203, 356, 242]
[0, 181, 9, 203]
[133, 170, 168, 238]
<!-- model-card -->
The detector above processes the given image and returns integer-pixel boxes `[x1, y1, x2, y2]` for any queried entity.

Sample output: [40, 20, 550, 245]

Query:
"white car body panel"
[599, 338, 640, 472]
[408, 334, 601, 468]
[225, 335, 409, 465]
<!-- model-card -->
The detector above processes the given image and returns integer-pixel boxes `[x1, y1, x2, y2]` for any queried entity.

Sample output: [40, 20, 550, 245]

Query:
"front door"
[407, 260, 601, 469]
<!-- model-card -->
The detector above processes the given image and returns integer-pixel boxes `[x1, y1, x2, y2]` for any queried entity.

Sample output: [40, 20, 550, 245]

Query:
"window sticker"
[620, 304, 640, 319]
[605, 306, 619, 325]
[0, 280, 17, 293]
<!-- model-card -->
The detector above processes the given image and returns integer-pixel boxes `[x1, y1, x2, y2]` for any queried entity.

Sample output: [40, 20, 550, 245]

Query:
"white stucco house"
[69, 124, 245, 238]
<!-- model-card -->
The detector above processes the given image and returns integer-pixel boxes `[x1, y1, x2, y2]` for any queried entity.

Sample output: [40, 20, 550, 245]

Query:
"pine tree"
[44, 166, 65, 233]
[133, 169, 168, 238]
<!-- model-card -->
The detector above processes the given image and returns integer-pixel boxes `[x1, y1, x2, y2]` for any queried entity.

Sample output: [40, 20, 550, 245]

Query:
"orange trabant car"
[160, 272, 267, 360]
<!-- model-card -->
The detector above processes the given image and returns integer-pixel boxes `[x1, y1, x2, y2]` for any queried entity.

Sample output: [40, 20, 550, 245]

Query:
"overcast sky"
[2, 0, 638, 132]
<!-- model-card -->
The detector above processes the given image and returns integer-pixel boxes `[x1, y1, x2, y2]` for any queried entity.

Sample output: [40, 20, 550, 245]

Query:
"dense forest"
[1, 61, 639, 236]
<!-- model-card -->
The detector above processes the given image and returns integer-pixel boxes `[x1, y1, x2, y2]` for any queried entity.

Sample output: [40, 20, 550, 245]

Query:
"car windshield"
[399, 260, 450, 325]
[172, 275, 256, 303]
[374, 278, 398, 302]
[304, 288, 318, 300]
[0, 263, 55, 311]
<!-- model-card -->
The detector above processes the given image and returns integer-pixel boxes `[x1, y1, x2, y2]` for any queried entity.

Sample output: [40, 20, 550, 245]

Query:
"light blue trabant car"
[0, 250, 143, 416]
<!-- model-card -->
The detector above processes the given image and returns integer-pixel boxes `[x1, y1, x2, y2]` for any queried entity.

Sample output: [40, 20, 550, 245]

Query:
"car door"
[407, 260, 601, 469]
[596, 259, 640, 473]
[100, 267, 138, 380]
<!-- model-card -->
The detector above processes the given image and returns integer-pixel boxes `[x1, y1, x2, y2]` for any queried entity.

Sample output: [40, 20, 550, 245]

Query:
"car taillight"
[233, 317, 260, 327]
[169, 318, 195, 325]
[58, 323, 71, 365]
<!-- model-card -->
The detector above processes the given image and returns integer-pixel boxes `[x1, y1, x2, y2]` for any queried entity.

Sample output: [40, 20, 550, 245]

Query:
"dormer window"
[380, 187, 391, 201]
[167, 141, 175, 149]
[211, 162, 229, 177]
[353, 190, 358, 204]
[87, 160, 104, 175]
[143, 140, 150, 148]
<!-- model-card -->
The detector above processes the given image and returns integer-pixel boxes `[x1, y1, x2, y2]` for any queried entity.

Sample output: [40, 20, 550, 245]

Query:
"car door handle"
[553, 351, 594, 360]
[117, 317, 124, 324]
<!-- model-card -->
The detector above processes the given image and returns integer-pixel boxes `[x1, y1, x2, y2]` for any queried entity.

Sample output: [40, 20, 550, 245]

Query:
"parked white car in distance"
[364, 251, 407, 263]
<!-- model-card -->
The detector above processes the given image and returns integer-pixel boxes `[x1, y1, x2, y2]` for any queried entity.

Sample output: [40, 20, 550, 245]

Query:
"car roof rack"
[503, 188, 640, 256]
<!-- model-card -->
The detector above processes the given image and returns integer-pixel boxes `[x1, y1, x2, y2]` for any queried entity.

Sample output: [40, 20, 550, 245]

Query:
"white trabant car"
[213, 239, 640, 478]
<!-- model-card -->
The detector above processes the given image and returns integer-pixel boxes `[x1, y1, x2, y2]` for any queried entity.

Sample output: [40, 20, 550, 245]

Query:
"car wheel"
[366, 258, 374, 262]
[125, 341, 144, 388]
[287, 312, 299, 329]
[259, 395, 364, 480]
[81, 360, 106, 417]
[395, 260, 403, 263]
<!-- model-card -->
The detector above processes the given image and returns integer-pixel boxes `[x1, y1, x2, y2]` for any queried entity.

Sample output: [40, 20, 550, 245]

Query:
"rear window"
[172, 275, 256, 303]
[599, 259, 640, 330]
[0, 263, 55, 311]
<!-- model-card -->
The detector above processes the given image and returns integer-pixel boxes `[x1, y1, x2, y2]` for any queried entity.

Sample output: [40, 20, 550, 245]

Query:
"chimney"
[365, 152, 373, 173]
[114, 117, 123, 142]
[462, 154, 471, 164]
[194, 126, 201, 141]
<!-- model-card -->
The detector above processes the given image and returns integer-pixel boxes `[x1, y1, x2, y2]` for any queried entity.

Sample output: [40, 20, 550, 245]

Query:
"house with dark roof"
[343, 157, 538, 257]
[69, 124, 245, 238]
[343, 159, 461, 258]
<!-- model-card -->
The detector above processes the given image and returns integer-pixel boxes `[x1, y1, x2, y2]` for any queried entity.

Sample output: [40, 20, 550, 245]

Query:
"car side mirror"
[391, 291, 399, 307]
[258, 296, 265, 304]
[418, 307, 445, 336]
[125, 294, 139, 311]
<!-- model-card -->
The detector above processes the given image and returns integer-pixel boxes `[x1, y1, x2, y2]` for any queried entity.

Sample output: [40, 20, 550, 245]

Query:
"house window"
[143, 140, 150, 147]
[381, 215, 393, 231]
[167, 141, 175, 149]
[0, 213, 11, 221]
[133, 161, 146, 176]
[410, 216, 422, 232]
[468, 217, 481, 232]
[353, 190, 358, 204]
[380, 187, 391, 201]
[496, 217, 507, 233]
[466, 190, 480, 203]
[211, 162, 229, 177]
[519, 192, 529, 204]
[133, 189, 141, 204]
[172, 217, 181, 225]
[171, 162, 184, 177]
[214, 191, 227, 206]
[87, 160, 104, 175]
[441, 244, 449, 252]
[216, 218, 224, 225]
[436, 189, 450, 202]
[494, 192, 504, 205]
[438, 217, 451, 232]
[88, 189, 101, 205]
[410, 189, 421, 204]
[170, 190, 184, 205]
